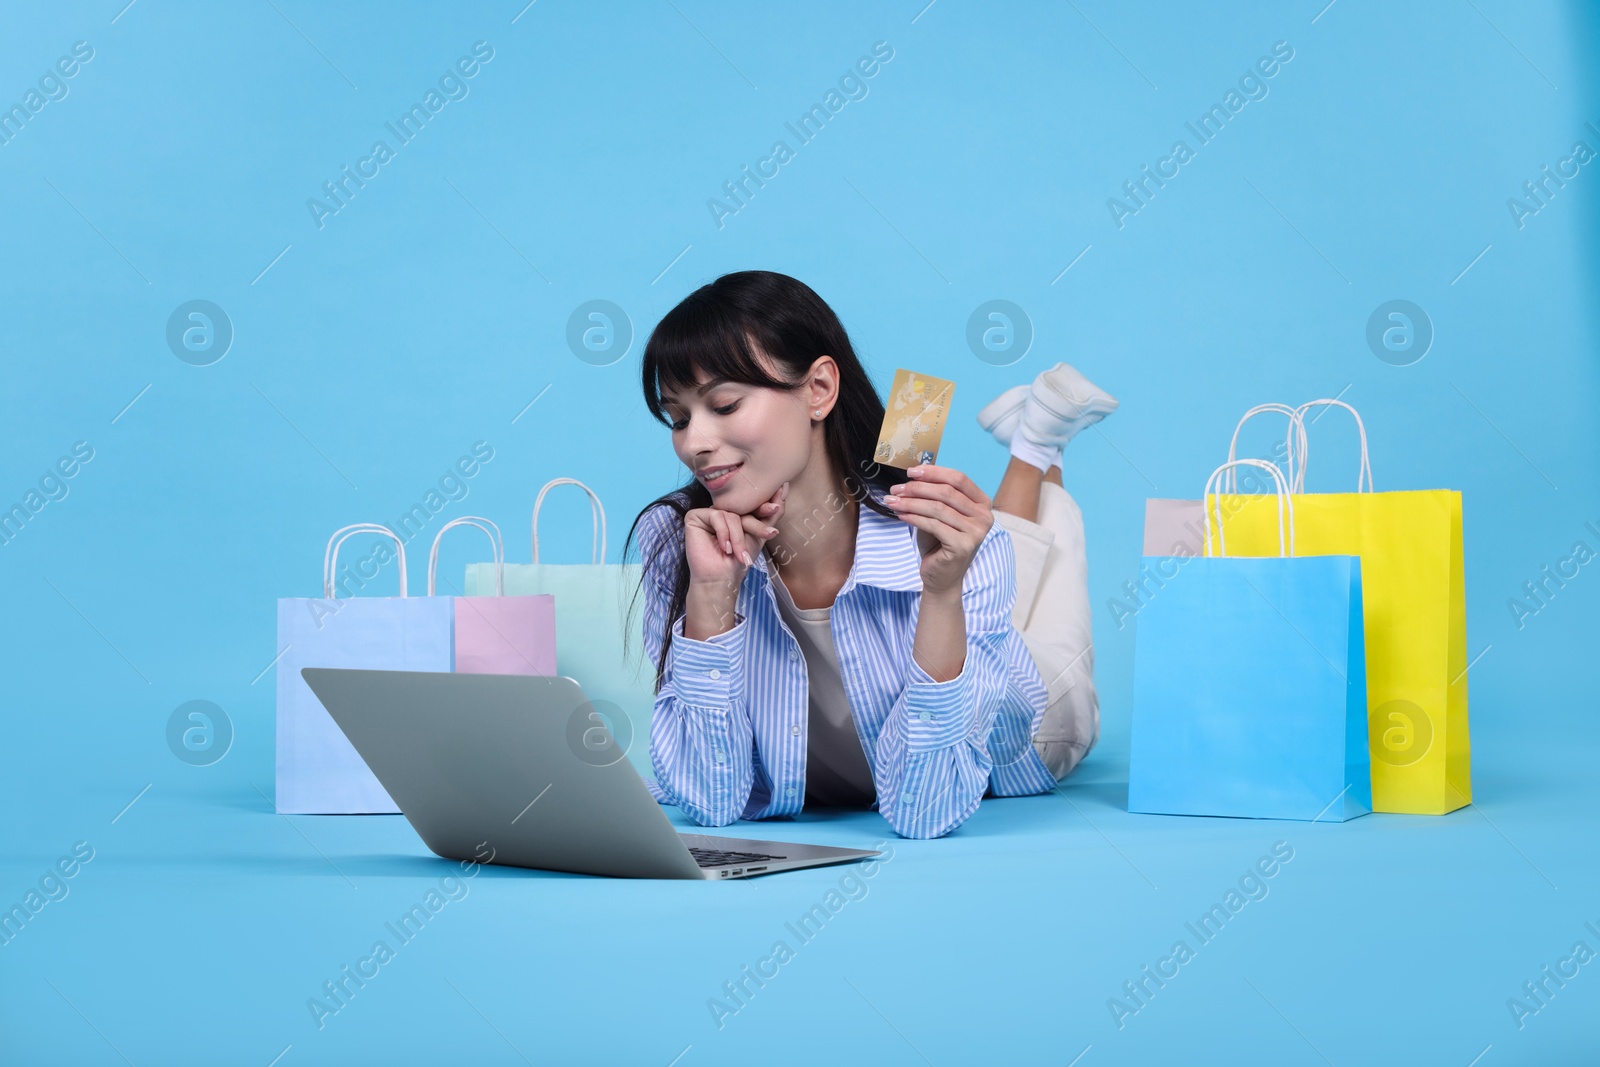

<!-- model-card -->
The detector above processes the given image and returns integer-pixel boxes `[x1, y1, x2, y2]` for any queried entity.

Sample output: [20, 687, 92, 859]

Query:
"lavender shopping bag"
[428, 517, 556, 675]
[275, 524, 452, 814]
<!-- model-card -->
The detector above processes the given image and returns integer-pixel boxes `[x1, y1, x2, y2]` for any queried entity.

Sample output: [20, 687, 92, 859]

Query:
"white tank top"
[769, 569, 877, 808]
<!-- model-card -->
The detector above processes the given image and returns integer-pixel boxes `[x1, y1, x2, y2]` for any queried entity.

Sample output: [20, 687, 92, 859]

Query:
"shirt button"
[713, 750, 726, 763]
[708, 668, 721, 680]
[785, 787, 797, 798]
[918, 711, 933, 723]
[790, 724, 801, 736]
[902, 793, 916, 803]
[788, 648, 799, 661]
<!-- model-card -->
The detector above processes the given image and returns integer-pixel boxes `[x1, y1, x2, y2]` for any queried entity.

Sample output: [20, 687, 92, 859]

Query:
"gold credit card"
[874, 368, 955, 470]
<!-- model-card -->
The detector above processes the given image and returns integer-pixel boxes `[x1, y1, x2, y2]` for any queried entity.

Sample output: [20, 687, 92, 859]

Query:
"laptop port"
[745, 866, 766, 873]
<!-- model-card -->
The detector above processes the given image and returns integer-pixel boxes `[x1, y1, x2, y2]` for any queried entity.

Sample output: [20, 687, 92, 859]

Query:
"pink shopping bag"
[428, 516, 555, 675]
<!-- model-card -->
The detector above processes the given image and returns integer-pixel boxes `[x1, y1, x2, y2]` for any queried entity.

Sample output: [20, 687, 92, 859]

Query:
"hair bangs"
[642, 298, 796, 425]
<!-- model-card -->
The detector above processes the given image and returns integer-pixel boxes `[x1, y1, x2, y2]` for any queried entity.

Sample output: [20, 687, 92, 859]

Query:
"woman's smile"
[697, 461, 743, 491]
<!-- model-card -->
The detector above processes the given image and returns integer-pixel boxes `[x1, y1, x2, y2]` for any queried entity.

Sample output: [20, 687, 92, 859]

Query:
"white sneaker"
[1021, 362, 1119, 445]
[1009, 362, 1118, 473]
[976, 384, 1029, 446]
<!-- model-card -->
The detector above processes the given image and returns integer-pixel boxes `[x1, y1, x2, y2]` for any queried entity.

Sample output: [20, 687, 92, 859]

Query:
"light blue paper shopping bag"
[276, 523, 452, 814]
[465, 479, 654, 779]
[1128, 460, 1371, 822]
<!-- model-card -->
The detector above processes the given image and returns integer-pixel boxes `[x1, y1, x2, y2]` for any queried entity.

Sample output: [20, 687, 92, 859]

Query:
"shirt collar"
[752, 487, 923, 595]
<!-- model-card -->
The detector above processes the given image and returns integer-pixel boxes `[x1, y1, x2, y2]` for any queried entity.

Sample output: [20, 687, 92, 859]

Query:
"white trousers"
[993, 480, 1100, 781]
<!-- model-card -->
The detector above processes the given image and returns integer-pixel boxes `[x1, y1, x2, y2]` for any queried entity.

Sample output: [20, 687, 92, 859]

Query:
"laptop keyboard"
[688, 847, 788, 868]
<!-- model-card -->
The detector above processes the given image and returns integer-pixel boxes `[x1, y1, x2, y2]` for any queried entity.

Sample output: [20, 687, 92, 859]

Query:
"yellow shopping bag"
[1206, 400, 1470, 814]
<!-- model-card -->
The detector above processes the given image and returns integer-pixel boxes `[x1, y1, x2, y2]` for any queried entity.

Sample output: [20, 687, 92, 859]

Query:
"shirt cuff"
[669, 611, 745, 706]
[900, 654, 970, 751]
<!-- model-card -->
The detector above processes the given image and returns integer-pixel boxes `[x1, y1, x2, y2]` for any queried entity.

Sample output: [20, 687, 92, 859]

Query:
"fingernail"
[908, 467, 923, 477]
[742, 550, 752, 565]
[886, 494, 900, 505]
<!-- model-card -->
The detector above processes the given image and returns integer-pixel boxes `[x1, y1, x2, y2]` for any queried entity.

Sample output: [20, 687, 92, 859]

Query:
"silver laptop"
[300, 667, 880, 880]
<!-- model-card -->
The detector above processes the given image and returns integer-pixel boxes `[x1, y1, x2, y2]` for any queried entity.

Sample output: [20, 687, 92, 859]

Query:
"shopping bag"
[276, 524, 452, 814]
[428, 516, 556, 675]
[1141, 403, 1308, 556]
[464, 479, 654, 778]
[1209, 400, 1470, 814]
[1129, 460, 1371, 822]
[1143, 498, 1206, 558]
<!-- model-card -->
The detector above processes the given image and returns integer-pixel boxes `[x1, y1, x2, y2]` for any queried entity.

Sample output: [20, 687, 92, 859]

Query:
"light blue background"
[3, 1, 1597, 1063]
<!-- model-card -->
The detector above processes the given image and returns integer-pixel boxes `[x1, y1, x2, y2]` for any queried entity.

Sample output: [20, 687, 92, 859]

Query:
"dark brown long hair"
[621, 270, 900, 693]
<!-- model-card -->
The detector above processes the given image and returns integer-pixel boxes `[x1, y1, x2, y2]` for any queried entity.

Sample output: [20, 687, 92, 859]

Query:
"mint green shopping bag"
[464, 478, 654, 779]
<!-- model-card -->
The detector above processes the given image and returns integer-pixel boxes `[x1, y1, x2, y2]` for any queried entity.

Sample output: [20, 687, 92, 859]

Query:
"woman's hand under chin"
[683, 479, 790, 587]
[882, 464, 992, 599]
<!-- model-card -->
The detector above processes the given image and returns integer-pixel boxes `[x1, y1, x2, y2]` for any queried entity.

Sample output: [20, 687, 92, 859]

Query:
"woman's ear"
[807, 355, 840, 418]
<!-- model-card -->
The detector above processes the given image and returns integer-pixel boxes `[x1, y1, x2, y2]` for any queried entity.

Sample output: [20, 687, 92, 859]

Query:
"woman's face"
[661, 355, 830, 516]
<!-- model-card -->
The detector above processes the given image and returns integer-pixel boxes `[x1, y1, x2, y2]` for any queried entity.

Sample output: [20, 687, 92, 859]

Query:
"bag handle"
[323, 524, 408, 598]
[1293, 398, 1373, 493]
[1204, 459, 1295, 558]
[1225, 403, 1307, 492]
[531, 478, 606, 564]
[428, 516, 505, 597]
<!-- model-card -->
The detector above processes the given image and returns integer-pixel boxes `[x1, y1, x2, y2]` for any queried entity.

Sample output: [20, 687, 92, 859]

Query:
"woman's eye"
[668, 400, 736, 429]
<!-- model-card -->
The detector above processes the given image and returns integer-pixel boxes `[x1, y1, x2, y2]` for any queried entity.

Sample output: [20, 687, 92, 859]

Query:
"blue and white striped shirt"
[638, 487, 1059, 839]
